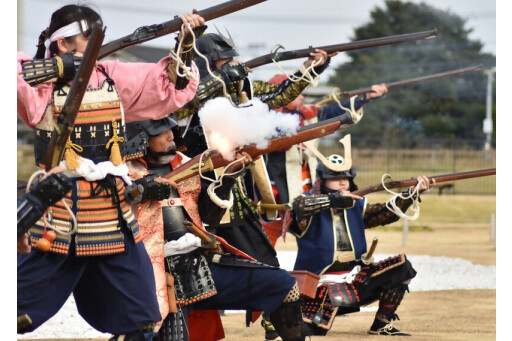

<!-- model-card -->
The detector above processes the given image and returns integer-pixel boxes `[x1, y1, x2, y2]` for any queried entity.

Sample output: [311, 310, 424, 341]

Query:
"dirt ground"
[217, 226, 497, 341]
[21, 224, 497, 341]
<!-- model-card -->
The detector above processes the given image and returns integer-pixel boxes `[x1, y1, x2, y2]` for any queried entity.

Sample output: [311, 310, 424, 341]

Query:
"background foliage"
[327, 0, 496, 142]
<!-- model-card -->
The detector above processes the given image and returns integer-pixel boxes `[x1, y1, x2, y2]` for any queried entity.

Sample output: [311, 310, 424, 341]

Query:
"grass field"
[17, 144, 496, 195]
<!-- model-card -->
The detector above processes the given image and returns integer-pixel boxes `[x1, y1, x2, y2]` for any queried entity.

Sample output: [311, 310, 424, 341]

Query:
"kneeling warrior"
[287, 155, 434, 336]
[126, 117, 305, 341]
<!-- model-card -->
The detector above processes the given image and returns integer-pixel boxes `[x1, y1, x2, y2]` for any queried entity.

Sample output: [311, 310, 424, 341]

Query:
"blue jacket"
[292, 197, 368, 275]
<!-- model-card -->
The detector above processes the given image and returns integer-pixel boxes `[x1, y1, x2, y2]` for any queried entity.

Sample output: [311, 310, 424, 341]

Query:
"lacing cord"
[26, 170, 77, 236]
[168, 22, 199, 81]
[270, 44, 322, 87]
[331, 89, 364, 124]
[198, 150, 248, 209]
[381, 174, 432, 220]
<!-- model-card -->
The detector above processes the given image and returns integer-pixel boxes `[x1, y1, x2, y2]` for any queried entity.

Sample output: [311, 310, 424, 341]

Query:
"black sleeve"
[198, 173, 237, 225]
[363, 192, 419, 228]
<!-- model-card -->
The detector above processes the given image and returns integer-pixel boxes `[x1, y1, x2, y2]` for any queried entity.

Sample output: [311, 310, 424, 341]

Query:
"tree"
[327, 0, 496, 145]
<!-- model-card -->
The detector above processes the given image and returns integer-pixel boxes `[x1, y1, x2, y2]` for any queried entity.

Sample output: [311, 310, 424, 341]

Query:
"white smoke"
[198, 97, 300, 160]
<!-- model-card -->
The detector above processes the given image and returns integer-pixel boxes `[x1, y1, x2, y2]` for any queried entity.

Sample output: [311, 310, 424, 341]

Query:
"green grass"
[17, 145, 40, 181]
[17, 144, 495, 227]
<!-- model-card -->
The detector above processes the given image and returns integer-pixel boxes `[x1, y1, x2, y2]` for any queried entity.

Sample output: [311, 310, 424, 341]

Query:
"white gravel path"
[18, 252, 495, 339]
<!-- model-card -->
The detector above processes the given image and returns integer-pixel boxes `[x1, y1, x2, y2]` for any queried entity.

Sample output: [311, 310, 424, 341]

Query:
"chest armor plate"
[34, 80, 126, 168]
[148, 163, 189, 241]
[332, 209, 356, 263]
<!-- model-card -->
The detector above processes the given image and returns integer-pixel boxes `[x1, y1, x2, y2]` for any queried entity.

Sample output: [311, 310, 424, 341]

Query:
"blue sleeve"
[318, 95, 371, 121]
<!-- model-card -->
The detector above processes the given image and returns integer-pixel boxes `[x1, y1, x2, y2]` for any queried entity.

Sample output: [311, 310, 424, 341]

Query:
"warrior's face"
[57, 33, 89, 56]
[147, 130, 176, 164]
[214, 58, 234, 70]
[325, 177, 350, 192]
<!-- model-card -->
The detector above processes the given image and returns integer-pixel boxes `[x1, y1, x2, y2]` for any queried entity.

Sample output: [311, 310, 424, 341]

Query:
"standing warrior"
[172, 32, 334, 158]
[288, 156, 435, 336]
[17, 4, 204, 340]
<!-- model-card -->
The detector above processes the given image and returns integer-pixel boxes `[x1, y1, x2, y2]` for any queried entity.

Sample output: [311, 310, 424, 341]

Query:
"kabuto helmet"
[124, 116, 178, 159]
[134, 116, 178, 137]
[316, 154, 358, 191]
[195, 31, 239, 76]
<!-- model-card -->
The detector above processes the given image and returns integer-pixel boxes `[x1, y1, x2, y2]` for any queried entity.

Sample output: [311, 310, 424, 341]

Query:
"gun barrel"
[313, 64, 484, 106]
[353, 168, 496, 196]
[99, 0, 267, 59]
[245, 29, 437, 68]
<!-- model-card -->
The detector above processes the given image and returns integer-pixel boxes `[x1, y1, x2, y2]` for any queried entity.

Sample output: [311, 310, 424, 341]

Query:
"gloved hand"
[134, 174, 172, 201]
[57, 53, 83, 82]
[29, 172, 73, 207]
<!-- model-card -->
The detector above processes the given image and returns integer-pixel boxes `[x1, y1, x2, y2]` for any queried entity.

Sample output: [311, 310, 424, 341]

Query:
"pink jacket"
[17, 51, 199, 128]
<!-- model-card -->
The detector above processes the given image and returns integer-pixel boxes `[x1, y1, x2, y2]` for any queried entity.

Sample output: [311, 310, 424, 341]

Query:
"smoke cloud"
[199, 97, 300, 160]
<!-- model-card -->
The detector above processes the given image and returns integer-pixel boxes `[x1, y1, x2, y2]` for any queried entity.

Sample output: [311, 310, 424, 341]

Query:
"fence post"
[490, 213, 496, 249]
[402, 219, 409, 246]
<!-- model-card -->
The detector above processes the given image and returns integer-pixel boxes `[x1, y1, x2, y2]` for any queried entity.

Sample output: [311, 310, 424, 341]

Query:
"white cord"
[198, 151, 247, 209]
[270, 44, 322, 87]
[319, 265, 361, 285]
[332, 93, 364, 124]
[381, 174, 432, 221]
[207, 182, 234, 209]
[26, 170, 77, 236]
[168, 23, 198, 81]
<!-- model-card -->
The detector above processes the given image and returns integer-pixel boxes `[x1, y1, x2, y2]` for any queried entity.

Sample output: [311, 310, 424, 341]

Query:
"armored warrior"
[287, 156, 434, 336]
[169, 33, 335, 340]
[126, 117, 305, 341]
[17, 4, 204, 340]
[172, 32, 334, 158]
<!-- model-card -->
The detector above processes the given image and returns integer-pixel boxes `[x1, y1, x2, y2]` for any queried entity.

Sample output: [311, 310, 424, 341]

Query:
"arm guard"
[18, 173, 72, 238]
[19, 53, 82, 86]
[318, 94, 371, 121]
[167, 25, 207, 90]
[292, 192, 354, 224]
[17, 194, 46, 239]
[252, 57, 331, 110]
[134, 174, 172, 201]
[363, 190, 419, 228]
[29, 172, 73, 207]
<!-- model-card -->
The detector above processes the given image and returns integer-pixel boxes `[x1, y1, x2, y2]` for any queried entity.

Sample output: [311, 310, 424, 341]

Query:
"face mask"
[147, 147, 176, 164]
[155, 154, 176, 165]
